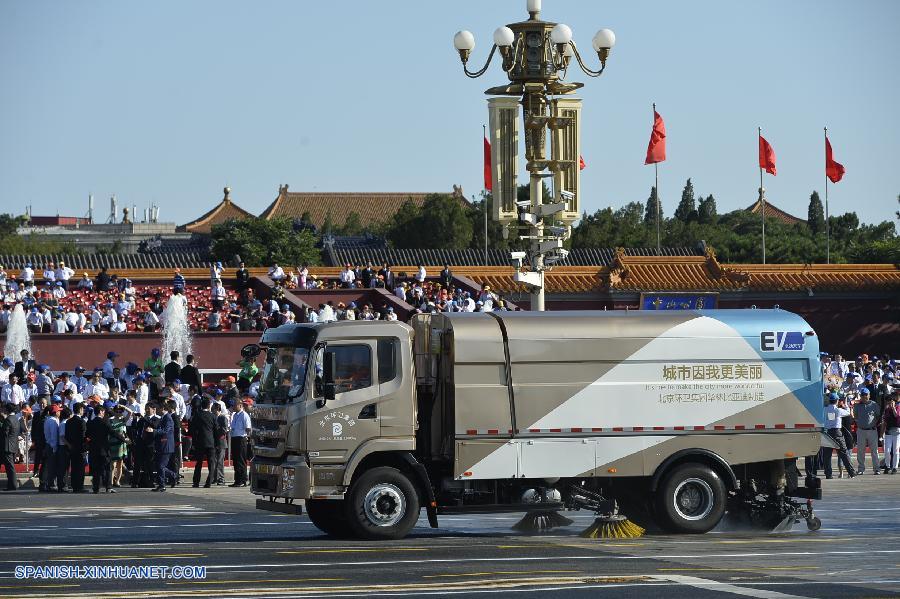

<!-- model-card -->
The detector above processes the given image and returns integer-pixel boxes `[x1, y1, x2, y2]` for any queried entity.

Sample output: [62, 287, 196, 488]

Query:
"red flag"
[758, 134, 777, 176]
[579, 155, 586, 170]
[644, 110, 666, 165]
[825, 136, 845, 183]
[483, 136, 492, 191]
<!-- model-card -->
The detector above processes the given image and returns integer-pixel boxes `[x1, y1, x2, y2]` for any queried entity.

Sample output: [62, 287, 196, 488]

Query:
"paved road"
[0, 469, 898, 598]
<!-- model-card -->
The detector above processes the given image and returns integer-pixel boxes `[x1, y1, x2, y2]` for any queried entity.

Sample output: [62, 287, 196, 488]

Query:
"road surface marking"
[166, 578, 347, 585]
[422, 570, 581, 578]
[658, 574, 807, 598]
[276, 548, 427, 555]
[51, 554, 205, 561]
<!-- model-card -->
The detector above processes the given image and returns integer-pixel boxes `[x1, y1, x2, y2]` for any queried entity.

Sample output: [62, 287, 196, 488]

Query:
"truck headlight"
[282, 467, 295, 492]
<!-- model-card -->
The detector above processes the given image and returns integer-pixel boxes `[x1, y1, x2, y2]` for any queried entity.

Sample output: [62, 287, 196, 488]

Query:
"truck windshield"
[259, 346, 310, 403]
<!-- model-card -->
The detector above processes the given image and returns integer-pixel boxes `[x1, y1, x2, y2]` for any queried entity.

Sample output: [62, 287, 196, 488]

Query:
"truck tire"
[305, 499, 352, 538]
[655, 463, 726, 534]
[345, 466, 420, 540]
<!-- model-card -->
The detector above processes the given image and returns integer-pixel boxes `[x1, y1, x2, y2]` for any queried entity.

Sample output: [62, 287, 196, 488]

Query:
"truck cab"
[251, 321, 421, 538]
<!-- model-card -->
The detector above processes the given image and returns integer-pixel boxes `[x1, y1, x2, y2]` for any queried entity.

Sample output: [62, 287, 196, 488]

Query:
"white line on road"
[658, 574, 805, 599]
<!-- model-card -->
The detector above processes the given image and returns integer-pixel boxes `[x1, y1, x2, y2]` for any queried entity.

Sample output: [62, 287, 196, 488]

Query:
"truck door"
[306, 341, 381, 467]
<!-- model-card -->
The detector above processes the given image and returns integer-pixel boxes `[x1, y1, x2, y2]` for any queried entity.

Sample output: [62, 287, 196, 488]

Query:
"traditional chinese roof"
[452, 248, 900, 295]
[259, 184, 469, 229]
[745, 198, 805, 226]
[179, 187, 255, 234]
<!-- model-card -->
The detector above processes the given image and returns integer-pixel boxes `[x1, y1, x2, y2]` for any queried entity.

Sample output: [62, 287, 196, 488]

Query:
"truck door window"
[378, 338, 400, 384]
[314, 344, 372, 396]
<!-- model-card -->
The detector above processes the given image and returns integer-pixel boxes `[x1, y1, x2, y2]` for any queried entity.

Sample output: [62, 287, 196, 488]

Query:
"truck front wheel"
[655, 463, 726, 533]
[306, 499, 352, 537]
[345, 466, 420, 540]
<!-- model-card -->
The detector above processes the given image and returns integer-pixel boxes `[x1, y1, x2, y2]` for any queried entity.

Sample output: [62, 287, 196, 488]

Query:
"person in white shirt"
[76, 273, 93, 290]
[21, 263, 34, 283]
[26, 308, 43, 333]
[51, 282, 66, 299]
[54, 373, 77, 396]
[63, 309, 79, 332]
[0, 358, 11, 384]
[0, 266, 6, 292]
[385, 307, 398, 321]
[21, 376, 38, 403]
[416, 264, 427, 283]
[89, 305, 102, 332]
[211, 280, 226, 310]
[43, 262, 56, 284]
[55, 262, 74, 289]
[132, 377, 149, 411]
[339, 264, 356, 288]
[394, 283, 407, 301]
[267, 298, 279, 313]
[110, 319, 127, 333]
[85, 371, 110, 400]
[1, 375, 24, 404]
[143, 308, 160, 332]
[268, 264, 285, 281]
[168, 381, 187, 420]
[307, 309, 319, 323]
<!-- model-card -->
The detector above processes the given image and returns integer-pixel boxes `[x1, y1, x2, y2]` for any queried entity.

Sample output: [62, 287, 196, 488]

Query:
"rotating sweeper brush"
[571, 487, 645, 540]
[512, 510, 574, 533]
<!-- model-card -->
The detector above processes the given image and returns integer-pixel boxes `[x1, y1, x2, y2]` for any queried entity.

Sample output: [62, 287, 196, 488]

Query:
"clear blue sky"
[1, 0, 897, 230]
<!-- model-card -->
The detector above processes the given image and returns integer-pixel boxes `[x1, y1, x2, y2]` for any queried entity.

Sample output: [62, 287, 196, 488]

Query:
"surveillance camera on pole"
[510, 251, 527, 269]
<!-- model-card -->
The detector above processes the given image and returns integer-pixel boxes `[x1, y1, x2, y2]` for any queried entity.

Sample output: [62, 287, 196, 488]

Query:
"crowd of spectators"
[812, 353, 900, 479]
[0, 261, 513, 335]
[0, 348, 257, 492]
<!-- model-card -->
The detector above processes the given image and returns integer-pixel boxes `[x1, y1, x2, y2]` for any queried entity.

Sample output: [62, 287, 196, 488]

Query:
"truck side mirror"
[323, 351, 336, 402]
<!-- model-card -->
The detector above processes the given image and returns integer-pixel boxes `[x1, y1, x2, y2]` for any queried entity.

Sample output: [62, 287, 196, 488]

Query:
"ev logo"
[332, 422, 343, 436]
[760, 331, 805, 352]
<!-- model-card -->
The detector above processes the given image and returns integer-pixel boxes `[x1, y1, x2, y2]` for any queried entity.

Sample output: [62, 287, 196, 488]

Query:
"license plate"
[255, 464, 278, 475]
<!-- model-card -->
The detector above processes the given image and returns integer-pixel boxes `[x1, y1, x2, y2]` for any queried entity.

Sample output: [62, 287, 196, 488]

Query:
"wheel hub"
[363, 483, 406, 527]
[673, 477, 714, 521]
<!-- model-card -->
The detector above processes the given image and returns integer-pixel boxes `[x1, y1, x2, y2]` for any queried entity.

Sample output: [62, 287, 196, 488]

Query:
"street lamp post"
[454, 0, 615, 311]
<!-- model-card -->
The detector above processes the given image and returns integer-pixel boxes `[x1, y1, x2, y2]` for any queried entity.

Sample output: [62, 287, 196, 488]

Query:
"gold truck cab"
[251, 321, 417, 524]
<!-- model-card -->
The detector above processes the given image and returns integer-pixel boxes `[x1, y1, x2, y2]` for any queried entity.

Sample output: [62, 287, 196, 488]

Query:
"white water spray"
[4, 304, 32, 361]
[161, 294, 192, 365]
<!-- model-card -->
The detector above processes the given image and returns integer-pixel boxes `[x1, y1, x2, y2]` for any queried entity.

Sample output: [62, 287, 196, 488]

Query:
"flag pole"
[824, 127, 830, 265]
[759, 126, 766, 265]
[483, 124, 488, 267]
[653, 103, 660, 255]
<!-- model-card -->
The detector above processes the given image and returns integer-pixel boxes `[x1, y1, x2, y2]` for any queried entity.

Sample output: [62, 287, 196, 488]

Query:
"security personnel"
[150, 400, 176, 492]
[1, 402, 20, 490]
[189, 399, 215, 488]
[823, 393, 856, 479]
[86, 403, 127, 493]
[65, 402, 88, 492]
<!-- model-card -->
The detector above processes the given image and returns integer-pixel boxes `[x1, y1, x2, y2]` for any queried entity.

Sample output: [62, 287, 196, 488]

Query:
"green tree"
[697, 194, 718, 225]
[210, 217, 320, 267]
[643, 186, 663, 225]
[674, 179, 697, 223]
[807, 191, 825, 234]
[338, 212, 363, 236]
[385, 194, 473, 249]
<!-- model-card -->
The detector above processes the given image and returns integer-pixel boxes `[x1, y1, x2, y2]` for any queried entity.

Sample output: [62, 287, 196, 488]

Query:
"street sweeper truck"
[250, 309, 824, 539]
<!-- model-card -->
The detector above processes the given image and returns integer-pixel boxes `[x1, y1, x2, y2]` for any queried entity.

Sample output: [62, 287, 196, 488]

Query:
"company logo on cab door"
[318, 411, 357, 441]
[760, 331, 805, 352]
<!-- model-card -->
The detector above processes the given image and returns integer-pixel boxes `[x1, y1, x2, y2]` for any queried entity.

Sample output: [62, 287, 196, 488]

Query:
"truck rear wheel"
[345, 466, 420, 540]
[655, 463, 726, 534]
[306, 499, 352, 537]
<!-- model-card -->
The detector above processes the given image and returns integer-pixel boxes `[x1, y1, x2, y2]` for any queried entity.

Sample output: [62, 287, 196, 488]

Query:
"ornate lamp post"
[454, 0, 615, 310]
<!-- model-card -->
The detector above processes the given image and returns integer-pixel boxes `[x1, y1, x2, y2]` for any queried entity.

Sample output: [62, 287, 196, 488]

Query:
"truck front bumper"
[250, 455, 310, 500]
